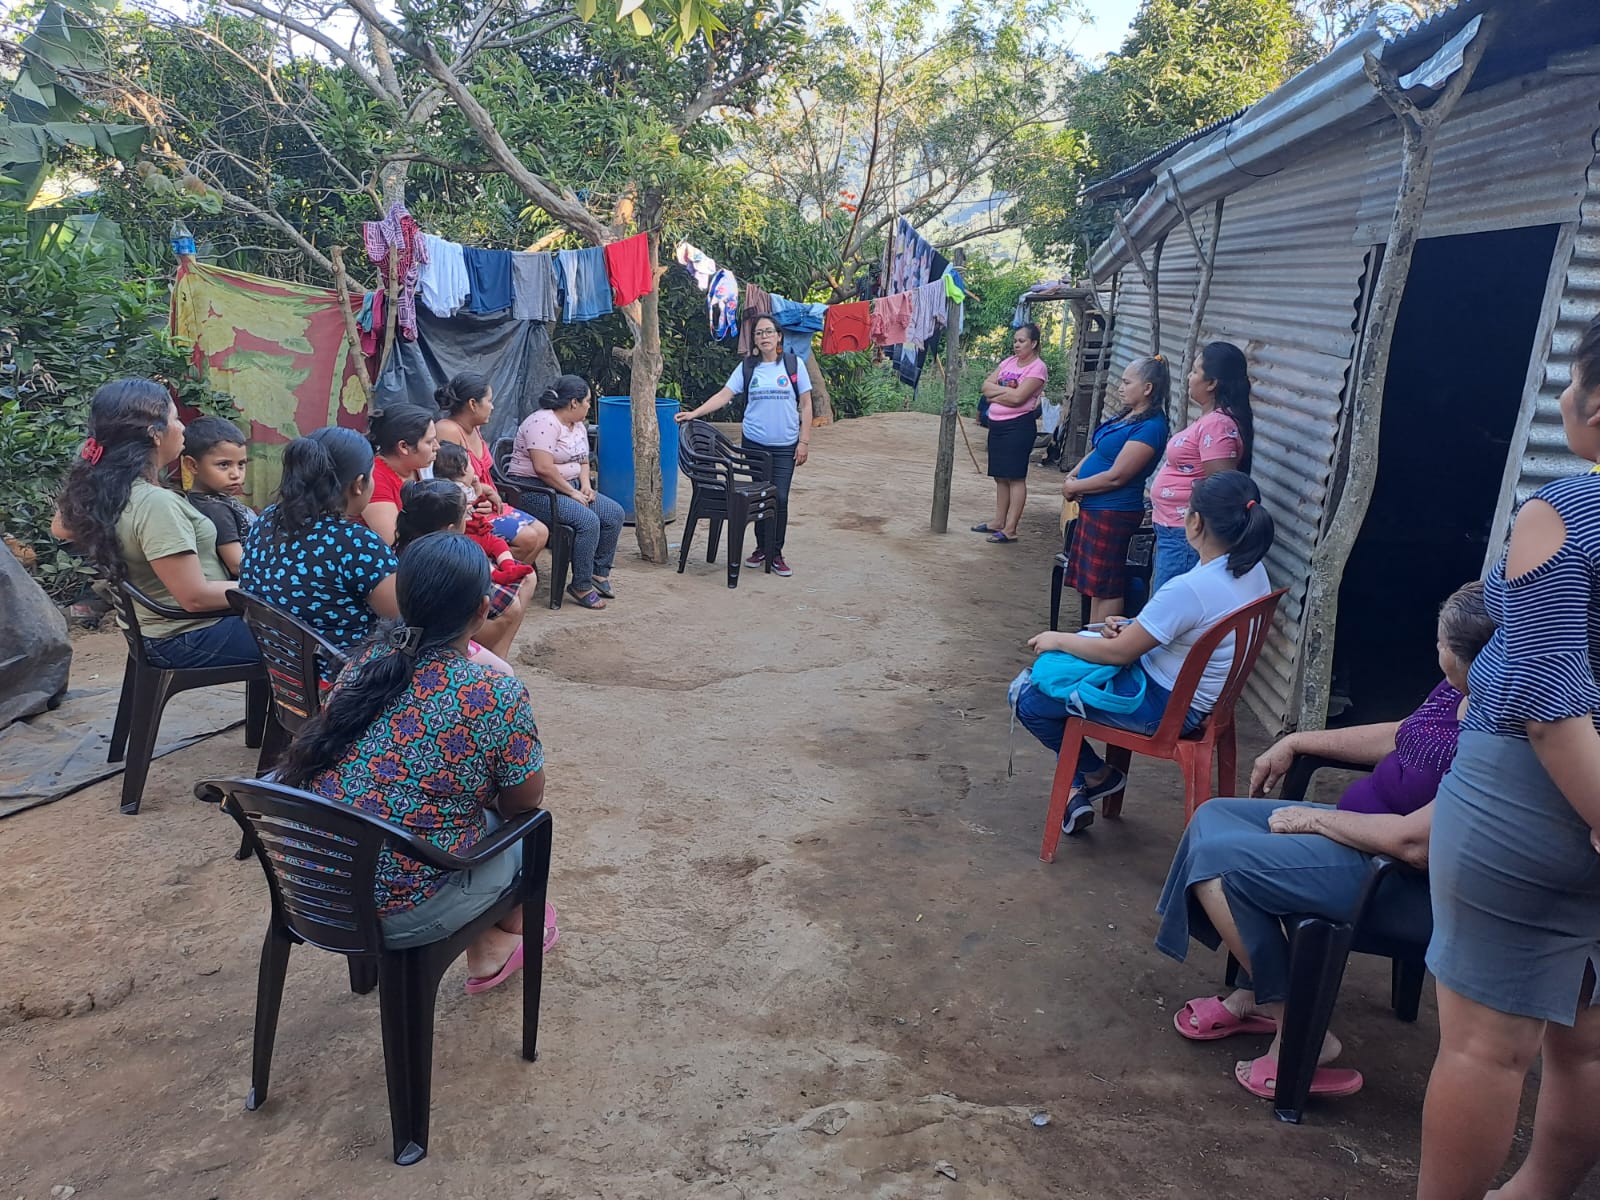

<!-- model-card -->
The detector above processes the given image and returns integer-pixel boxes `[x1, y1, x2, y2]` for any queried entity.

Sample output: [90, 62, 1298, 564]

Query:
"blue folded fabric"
[464, 247, 514, 314]
[555, 247, 614, 323]
[769, 294, 827, 356]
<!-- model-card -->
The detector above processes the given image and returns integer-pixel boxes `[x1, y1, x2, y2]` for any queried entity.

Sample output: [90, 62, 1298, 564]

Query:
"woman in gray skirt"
[1418, 317, 1600, 1200]
[1154, 581, 1494, 1101]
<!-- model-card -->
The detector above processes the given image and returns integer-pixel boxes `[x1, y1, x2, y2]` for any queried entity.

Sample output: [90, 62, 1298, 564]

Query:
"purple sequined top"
[1336, 678, 1464, 816]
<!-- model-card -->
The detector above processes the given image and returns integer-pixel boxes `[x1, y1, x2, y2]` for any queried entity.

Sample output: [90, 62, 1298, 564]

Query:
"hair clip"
[1245, 499, 1258, 511]
[388, 624, 424, 657]
[80, 437, 104, 465]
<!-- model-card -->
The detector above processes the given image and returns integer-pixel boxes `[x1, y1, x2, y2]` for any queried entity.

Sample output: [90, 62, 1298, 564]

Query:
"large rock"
[0, 545, 71, 730]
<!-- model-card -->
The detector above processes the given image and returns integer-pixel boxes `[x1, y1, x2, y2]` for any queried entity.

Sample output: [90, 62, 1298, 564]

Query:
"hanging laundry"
[357, 289, 386, 357]
[904, 280, 948, 351]
[870, 291, 913, 347]
[736, 283, 773, 356]
[463, 247, 515, 315]
[1011, 298, 1033, 328]
[417, 234, 468, 318]
[708, 269, 739, 340]
[511, 251, 559, 322]
[889, 218, 934, 298]
[604, 233, 653, 306]
[675, 241, 718, 291]
[821, 301, 871, 354]
[362, 202, 428, 340]
[892, 341, 930, 388]
[555, 247, 613, 322]
[769, 295, 827, 358]
[943, 265, 966, 303]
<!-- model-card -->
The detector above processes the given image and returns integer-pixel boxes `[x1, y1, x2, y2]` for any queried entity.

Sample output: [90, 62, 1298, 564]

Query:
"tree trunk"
[1297, 24, 1491, 732]
[930, 249, 965, 533]
[627, 196, 668, 564]
[805, 349, 835, 424]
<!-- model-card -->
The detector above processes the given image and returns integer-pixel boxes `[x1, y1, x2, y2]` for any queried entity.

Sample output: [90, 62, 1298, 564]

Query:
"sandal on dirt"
[1174, 996, 1279, 1041]
[464, 940, 525, 995]
[566, 585, 607, 609]
[591, 576, 615, 599]
[542, 901, 560, 953]
[988, 531, 1019, 543]
[1234, 1056, 1363, 1100]
[971, 522, 997, 533]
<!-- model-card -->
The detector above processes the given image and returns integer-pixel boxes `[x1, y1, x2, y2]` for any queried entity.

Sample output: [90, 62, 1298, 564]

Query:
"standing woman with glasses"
[675, 313, 813, 577]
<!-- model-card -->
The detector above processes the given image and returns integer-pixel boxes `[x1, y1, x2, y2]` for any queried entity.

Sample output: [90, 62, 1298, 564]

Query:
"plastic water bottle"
[170, 219, 196, 257]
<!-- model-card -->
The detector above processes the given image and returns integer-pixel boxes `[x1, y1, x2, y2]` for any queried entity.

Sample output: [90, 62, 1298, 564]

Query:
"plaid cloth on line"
[1063, 508, 1145, 598]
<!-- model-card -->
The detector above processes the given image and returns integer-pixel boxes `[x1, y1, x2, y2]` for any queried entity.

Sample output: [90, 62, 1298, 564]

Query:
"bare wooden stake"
[330, 246, 376, 399]
[1113, 208, 1160, 352]
[931, 248, 966, 533]
[1298, 16, 1492, 731]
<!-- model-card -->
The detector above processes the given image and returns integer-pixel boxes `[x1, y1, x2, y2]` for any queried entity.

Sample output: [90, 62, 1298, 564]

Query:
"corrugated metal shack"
[1084, 0, 1600, 734]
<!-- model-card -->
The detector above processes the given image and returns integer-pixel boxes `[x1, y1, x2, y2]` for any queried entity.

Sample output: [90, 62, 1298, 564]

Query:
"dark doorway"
[1332, 222, 1559, 724]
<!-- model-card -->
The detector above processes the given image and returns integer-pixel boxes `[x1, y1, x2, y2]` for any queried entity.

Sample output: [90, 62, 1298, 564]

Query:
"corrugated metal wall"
[1354, 74, 1599, 242]
[1099, 73, 1600, 733]
[1196, 136, 1373, 730]
[1496, 125, 1600, 527]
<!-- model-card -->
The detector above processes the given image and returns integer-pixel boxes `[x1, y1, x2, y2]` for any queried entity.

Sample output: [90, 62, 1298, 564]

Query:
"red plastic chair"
[1039, 587, 1287, 862]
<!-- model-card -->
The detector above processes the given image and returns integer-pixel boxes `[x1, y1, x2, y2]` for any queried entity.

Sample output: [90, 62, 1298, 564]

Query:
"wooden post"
[375, 242, 401, 386]
[1113, 209, 1160, 353]
[1298, 17, 1492, 731]
[330, 246, 376, 398]
[930, 248, 965, 533]
[627, 188, 669, 564]
[1165, 170, 1225, 423]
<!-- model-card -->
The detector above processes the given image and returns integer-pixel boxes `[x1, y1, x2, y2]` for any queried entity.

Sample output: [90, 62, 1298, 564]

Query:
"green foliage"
[0, 200, 207, 599]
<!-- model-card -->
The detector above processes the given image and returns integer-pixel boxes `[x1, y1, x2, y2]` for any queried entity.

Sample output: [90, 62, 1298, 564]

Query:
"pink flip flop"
[542, 902, 560, 954]
[1173, 996, 1278, 1041]
[464, 940, 525, 995]
[1234, 1056, 1364, 1100]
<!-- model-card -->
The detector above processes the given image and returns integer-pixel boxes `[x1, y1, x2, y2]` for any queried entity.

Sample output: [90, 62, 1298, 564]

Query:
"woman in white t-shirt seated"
[508, 375, 622, 611]
[674, 314, 813, 578]
[1017, 471, 1276, 834]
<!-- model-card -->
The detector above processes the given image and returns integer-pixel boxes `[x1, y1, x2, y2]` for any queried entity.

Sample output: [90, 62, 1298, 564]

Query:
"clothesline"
[360, 205, 964, 361]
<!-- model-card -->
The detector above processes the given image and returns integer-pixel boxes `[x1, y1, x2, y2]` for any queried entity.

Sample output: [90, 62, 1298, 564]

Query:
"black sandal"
[566, 584, 607, 609]
[591, 576, 615, 599]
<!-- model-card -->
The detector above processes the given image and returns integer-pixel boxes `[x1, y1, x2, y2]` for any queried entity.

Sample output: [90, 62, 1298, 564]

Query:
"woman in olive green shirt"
[53, 379, 259, 669]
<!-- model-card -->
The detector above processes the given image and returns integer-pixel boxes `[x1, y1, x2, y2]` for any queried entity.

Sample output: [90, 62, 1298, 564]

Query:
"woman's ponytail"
[1200, 342, 1255, 473]
[1189, 470, 1275, 577]
[276, 532, 489, 788]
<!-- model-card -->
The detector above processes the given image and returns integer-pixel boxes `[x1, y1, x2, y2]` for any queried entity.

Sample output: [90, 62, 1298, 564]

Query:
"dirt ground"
[0, 413, 1561, 1199]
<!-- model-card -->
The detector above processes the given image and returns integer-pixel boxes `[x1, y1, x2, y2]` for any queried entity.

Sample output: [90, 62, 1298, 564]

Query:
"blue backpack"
[1028, 650, 1148, 715]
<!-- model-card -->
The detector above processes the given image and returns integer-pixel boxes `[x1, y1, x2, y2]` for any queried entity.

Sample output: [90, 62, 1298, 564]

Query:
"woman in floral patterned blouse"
[277, 531, 551, 993]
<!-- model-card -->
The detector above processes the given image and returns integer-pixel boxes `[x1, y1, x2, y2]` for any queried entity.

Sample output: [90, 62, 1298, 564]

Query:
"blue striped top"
[1466, 473, 1600, 739]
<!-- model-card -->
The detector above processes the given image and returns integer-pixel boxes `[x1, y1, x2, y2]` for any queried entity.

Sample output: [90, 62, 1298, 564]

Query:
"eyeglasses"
[755, 329, 778, 337]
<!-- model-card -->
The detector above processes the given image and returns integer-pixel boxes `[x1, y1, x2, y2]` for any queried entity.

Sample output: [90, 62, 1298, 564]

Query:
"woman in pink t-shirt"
[973, 323, 1048, 543]
[1148, 342, 1255, 593]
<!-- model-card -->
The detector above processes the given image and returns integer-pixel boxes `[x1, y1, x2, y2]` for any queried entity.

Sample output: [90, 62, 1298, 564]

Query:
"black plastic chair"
[197, 776, 554, 1166]
[491, 436, 581, 610]
[676, 419, 778, 588]
[1226, 753, 1432, 1124]
[99, 580, 268, 815]
[1049, 518, 1154, 631]
[228, 590, 351, 776]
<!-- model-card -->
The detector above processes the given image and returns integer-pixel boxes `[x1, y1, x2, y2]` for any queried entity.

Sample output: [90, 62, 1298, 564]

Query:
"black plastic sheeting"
[374, 308, 564, 448]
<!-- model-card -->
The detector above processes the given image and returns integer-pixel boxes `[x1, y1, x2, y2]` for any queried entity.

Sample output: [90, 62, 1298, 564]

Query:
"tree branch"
[222, 0, 391, 104]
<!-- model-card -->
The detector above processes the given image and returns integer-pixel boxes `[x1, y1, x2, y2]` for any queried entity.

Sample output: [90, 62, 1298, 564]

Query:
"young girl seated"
[395, 479, 527, 662]
[1017, 470, 1277, 834]
[431, 442, 535, 589]
[179, 415, 254, 577]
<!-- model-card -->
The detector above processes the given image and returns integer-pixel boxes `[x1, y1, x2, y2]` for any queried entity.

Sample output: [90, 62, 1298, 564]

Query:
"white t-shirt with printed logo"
[726, 359, 813, 446]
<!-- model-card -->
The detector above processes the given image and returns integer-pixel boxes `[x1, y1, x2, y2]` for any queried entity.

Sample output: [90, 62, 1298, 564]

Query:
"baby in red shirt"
[429, 443, 533, 587]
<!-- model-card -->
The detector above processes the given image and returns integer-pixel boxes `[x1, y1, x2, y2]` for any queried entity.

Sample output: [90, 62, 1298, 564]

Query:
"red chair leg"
[1215, 722, 1239, 798]
[1179, 743, 1211, 823]
[1040, 718, 1086, 863]
[1101, 743, 1133, 818]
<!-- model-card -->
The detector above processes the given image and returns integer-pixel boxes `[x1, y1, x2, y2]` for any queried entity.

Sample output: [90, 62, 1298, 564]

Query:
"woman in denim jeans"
[1017, 471, 1276, 835]
[1147, 343, 1256, 593]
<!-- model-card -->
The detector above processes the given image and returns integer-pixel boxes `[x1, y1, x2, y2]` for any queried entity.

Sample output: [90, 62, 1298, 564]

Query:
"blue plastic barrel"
[596, 396, 680, 523]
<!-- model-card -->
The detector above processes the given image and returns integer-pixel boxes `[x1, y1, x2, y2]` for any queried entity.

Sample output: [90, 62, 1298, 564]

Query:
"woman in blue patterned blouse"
[276, 532, 550, 993]
[1418, 315, 1600, 1200]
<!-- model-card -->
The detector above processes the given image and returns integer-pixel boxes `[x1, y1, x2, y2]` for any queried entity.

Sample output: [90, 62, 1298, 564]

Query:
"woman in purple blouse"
[1152, 581, 1495, 1102]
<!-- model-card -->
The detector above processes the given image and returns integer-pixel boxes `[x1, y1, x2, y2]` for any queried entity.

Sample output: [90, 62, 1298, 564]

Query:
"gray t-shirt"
[512, 252, 559, 322]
